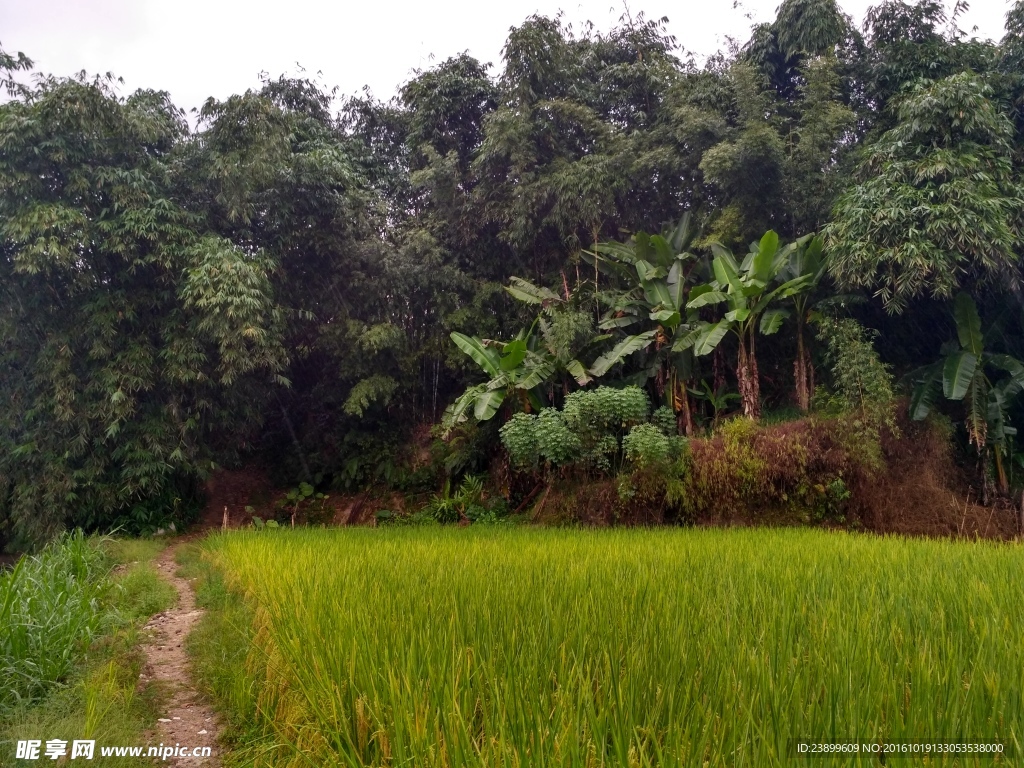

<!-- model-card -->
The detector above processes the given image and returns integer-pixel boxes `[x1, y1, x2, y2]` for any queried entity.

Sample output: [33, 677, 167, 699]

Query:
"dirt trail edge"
[140, 544, 222, 767]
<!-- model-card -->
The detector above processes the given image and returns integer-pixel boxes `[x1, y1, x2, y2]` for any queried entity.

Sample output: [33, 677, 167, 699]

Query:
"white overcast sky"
[0, 0, 1014, 114]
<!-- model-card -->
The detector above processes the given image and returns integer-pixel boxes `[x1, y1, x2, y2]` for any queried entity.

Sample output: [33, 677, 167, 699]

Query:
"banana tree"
[688, 381, 740, 429]
[502, 277, 611, 388]
[683, 231, 813, 420]
[442, 323, 554, 436]
[911, 293, 1024, 493]
[443, 280, 608, 436]
[776, 234, 827, 412]
[582, 213, 704, 433]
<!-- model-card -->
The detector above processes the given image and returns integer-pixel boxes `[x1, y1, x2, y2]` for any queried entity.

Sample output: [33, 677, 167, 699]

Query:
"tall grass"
[202, 528, 1024, 767]
[2, 535, 178, 767]
[0, 532, 109, 712]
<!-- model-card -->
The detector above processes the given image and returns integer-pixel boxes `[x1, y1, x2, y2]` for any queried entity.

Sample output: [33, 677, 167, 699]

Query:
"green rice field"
[198, 528, 1023, 766]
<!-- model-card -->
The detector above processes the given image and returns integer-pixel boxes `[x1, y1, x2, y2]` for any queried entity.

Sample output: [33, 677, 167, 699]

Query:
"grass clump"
[195, 527, 1024, 767]
[0, 532, 110, 712]
[0, 535, 176, 765]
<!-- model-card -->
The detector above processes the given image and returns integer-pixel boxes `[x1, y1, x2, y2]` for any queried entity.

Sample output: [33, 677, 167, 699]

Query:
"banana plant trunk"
[737, 331, 761, 420]
[994, 447, 1009, 494]
[675, 379, 694, 436]
[794, 319, 811, 413]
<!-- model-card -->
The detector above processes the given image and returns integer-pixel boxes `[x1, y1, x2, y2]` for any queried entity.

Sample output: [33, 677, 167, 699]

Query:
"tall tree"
[827, 73, 1024, 312]
[0, 72, 286, 545]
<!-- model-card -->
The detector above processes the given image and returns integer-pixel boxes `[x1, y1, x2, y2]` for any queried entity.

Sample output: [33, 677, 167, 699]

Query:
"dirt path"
[140, 545, 222, 766]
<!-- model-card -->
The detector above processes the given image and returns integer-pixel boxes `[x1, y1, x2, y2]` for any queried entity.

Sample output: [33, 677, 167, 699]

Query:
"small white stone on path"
[158, 718, 171, 723]
[198, 730, 208, 735]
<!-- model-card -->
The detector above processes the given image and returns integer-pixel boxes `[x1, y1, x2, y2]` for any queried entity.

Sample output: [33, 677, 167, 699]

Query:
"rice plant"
[203, 528, 1024, 767]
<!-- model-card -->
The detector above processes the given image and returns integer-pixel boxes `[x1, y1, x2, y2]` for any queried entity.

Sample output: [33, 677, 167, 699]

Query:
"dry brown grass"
[535, 413, 1020, 540]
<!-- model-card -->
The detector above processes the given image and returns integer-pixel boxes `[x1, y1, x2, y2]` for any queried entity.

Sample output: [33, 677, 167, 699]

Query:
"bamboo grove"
[4, 0, 1024, 545]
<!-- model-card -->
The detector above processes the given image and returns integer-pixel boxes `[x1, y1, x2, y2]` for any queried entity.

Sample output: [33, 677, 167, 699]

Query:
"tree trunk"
[981, 454, 990, 507]
[278, 400, 312, 482]
[994, 447, 1008, 494]
[676, 379, 694, 436]
[737, 332, 761, 420]
[794, 321, 810, 413]
[750, 330, 760, 417]
[713, 347, 726, 394]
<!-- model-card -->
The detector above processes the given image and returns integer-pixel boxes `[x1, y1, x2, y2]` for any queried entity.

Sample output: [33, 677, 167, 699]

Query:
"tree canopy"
[3, 0, 1024, 545]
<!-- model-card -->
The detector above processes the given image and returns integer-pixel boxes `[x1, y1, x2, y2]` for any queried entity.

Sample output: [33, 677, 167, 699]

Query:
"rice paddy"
[200, 527, 1024, 766]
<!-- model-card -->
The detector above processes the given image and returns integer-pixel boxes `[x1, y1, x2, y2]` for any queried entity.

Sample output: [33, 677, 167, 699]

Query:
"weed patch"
[0, 536, 176, 766]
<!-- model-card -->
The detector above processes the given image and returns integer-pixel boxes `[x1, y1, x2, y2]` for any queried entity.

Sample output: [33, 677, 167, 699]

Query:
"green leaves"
[500, 339, 528, 371]
[473, 390, 506, 421]
[506, 277, 561, 305]
[759, 308, 790, 335]
[826, 74, 1024, 313]
[0, 76, 298, 544]
[342, 375, 399, 417]
[649, 309, 681, 328]
[911, 292, 1024, 476]
[909, 363, 942, 421]
[180, 239, 286, 386]
[712, 254, 742, 294]
[565, 359, 592, 386]
[750, 230, 779, 283]
[686, 290, 728, 309]
[451, 332, 501, 377]
[583, 214, 703, 389]
[693, 321, 731, 357]
[589, 332, 656, 378]
[941, 352, 978, 401]
[952, 293, 983, 357]
[704, 233, 812, 342]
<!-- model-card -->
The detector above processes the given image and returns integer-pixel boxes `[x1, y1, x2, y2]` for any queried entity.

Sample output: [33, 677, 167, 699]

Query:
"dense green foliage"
[5, 1, 1024, 544]
[1, 536, 176, 764]
[827, 73, 1024, 312]
[911, 293, 1024, 492]
[196, 527, 1024, 766]
[499, 386, 682, 473]
[0, 534, 173, 715]
[0, 533, 108, 711]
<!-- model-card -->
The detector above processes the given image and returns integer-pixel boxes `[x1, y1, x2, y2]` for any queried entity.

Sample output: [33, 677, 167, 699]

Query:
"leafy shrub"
[330, 432, 438, 494]
[650, 406, 677, 436]
[500, 386, 660, 475]
[814, 317, 898, 470]
[64, 472, 202, 540]
[815, 318, 896, 424]
[534, 408, 582, 467]
[499, 413, 541, 469]
[561, 387, 650, 433]
[676, 417, 869, 521]
[466, 497, 512, 525]
[275, 482, 331, 525]
[423, 475, 488, 523]
[622, 424, 672, 468]
[542, 309, 595, 362]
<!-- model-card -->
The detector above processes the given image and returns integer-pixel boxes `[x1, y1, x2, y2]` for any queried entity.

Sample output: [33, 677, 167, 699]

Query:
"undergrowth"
[0, 536, 176, 767]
